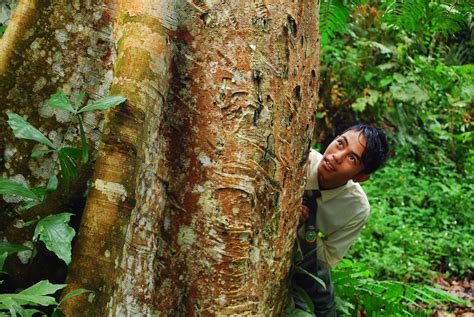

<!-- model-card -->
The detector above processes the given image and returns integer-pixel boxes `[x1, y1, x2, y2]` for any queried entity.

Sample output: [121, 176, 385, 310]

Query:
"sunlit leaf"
[0, 178, 40, 201]
[46, 175, 58, 192]
[77, 95, 126, 113]
[74, 91, 86, 109]
[20, 280, 66, 296]
[31, 149, 54, 158]
[33, 213, 75, 265]
[47, 91, 75, 113]
[6, 113, 55, 149]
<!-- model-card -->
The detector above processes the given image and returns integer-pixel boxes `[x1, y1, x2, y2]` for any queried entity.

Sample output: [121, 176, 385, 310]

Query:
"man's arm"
[316, 210, 369, 268]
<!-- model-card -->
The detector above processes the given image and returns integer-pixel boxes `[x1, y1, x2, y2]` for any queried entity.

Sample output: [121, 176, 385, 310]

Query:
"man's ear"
[352, 173, 370, 183]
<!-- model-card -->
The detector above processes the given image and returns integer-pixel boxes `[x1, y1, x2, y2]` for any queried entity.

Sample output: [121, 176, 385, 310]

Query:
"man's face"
[317, 130, 369, 190]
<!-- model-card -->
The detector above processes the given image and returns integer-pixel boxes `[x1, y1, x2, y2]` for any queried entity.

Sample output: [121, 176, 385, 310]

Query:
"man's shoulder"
[343, 182, 370, 217]
[309, 149, 322, 163]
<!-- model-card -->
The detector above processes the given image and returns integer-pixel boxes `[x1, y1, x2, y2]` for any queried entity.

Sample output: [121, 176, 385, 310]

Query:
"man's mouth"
[324, 158, 336, 172]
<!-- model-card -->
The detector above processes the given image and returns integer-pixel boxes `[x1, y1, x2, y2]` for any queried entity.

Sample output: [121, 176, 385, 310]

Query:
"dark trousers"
[292, 254, 337, 317]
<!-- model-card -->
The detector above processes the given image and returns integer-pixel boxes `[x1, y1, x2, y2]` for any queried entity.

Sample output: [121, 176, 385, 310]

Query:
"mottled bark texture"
[0, 0, 116, 289]
[62, 1, 173, 315]
[2, 0, 320, 315]
[104, 0, 320, 315]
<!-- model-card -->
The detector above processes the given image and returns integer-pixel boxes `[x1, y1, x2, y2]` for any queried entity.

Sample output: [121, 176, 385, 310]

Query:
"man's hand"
[299, 204, 309, 225]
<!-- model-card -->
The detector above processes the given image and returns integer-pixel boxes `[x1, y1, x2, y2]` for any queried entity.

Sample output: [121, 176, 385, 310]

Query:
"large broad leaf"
[0, 293, 57, 306]
[20, 280, 66, 297]
[6, 112, 55, 149]
[0, 178, 40, 201]
[77, 95, 126, 113]
[33, 213, 75, 265]
[0, 280, 65, 309]
[47, 91, 75, 113]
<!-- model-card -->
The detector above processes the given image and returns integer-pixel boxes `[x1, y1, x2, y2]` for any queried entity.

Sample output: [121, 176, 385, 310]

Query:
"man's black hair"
[343, 124, 390, 174]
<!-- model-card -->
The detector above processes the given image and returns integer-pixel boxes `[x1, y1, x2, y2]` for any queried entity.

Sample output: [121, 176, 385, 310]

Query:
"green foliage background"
[316, 0, 473, 315]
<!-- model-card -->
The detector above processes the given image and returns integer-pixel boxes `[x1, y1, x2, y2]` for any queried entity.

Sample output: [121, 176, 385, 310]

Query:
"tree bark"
[0, 0, 116, 289]
[62, 1, 173, 314]
[2, 0, 320, 315]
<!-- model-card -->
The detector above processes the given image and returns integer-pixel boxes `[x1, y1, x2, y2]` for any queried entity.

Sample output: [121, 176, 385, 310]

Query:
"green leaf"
[46, 175, 58, 192]
[33, 213, 75, 265]
[285, 307, 314, 317]
[31, 149, 54, 158]
[6, 113, 55, 149]
[52, 308, 66, 317]
[48, 91, 75, 113]
[18, 308, 43, 317]
[0, 252, 8, 273]
[0, 242, 31, 256]
[20, 280, 66, 296]
[19, 201, 42, 212]
[57, 148, 79, 192]
[77, 116, 89, 164]
[15, 219, 39, 228]
[77, 95, 126, 113]
[0, 280, 64, 308]
[61, 147, 81, 160]
[296, 267, 327, 289]
[0, 293, 57, 307]
[294, 285, 315, 313]
[30, 187, 47, 202]
[74, 92, 86, 109]
[0, 178, 40, 201]
[59, 288, 92, 305]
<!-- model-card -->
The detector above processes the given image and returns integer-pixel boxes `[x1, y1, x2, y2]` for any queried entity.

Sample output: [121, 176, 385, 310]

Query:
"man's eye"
[349, 155, 356, 163]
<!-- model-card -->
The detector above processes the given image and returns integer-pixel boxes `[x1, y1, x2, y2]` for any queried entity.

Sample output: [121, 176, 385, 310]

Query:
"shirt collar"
[314, 167, 352, 202]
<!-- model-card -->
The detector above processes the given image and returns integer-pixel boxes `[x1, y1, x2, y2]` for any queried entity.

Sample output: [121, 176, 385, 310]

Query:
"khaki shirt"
[304, 150, 370, 268]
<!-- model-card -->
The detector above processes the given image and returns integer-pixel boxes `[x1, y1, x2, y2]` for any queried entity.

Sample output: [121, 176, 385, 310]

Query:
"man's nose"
[332, 152, 343, 163]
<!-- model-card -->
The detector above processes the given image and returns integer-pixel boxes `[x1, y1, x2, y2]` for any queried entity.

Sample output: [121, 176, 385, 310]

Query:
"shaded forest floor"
[431, 277, 473, 316]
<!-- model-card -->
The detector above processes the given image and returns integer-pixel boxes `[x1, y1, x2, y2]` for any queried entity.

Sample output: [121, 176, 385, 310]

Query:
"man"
[293, 124, 389, 316]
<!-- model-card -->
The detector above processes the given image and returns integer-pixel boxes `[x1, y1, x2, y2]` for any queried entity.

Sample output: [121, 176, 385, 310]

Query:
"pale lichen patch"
[94, 179, 128, 203]
[198, 153, 212, 167]
[3, 144, 17, 162]
[17, 241, 35, 264]
[88, 292, 96, 304]
[177, 225, 196, 250]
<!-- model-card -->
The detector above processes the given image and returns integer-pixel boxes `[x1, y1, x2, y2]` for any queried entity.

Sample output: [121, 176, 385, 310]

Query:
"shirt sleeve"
[316, 209, 369, 268]
[305, 149, 320, 190]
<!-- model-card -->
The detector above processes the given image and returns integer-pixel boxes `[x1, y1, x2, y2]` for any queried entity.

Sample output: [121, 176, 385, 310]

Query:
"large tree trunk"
[2, 0, 320, 315]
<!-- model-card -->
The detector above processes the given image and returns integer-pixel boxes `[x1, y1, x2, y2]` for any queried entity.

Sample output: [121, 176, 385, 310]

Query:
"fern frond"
[429, 3, 466, 36]
[383, 0, 428, 34]
[383, 0, 468, 37]
[332, 260, 469, 315]
[319, 0, 351, 45]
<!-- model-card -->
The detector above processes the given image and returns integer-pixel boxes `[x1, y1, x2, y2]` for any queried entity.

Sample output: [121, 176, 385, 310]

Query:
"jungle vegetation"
[0, 0, 472, 316]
